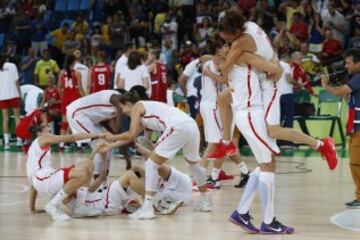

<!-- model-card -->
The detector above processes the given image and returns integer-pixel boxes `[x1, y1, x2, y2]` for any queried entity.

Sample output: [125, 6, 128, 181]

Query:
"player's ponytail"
[64, 55, 76, 78]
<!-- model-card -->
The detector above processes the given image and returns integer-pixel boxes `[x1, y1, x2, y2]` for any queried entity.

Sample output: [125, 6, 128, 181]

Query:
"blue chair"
[55, 0, 67, 12]
[67, 0, 80, 11]
[79, 0, 90, 11]
[0, 33, 5, 50]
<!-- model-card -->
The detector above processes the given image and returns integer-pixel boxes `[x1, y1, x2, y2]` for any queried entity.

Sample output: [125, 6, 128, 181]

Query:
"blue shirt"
[347, 72, 360, 130]
[21, 56, 38, 85]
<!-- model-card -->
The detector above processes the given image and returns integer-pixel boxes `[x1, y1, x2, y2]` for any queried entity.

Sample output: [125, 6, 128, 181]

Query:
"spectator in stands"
[91, 25, 102, 55]
[291, 51, 315, 95]
[179, 40, 196, 68]
[34, 49, 60, 88]
[160, 11, 178, 51]
[0, 54, 21, 150]
[21, 47, 38, 85]
[31, 13, 48, 56]
[109, 12, 129, 56]
[72, 14, 89, 41]
[256, 0, 277, 33]
[114, 42, 134, 89]
[308, 13, 325, 53]
[50, 23, 70, 67]
[179, 57, 201, 119]
[349, 23, 360, 48]
[322, 29, 343, 63]
[273, 22, 300, 59]
[196, 18, 214, 53]
[101, 16, 112, 48]
[290, 12, 308, 42]
[321, 0, 347, 45]
[300, 42, 321, 76]
[279, 0, 304, 29]
[117, 50, 150, 92]
[160, 39, 176, 82]
[13, 8, 31, 55]
[62, 32, 81, 56]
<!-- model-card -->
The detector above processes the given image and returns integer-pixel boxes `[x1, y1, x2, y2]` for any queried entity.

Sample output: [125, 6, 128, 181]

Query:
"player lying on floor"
[66, 138, 192, 217]
[27, 124, 104, 221]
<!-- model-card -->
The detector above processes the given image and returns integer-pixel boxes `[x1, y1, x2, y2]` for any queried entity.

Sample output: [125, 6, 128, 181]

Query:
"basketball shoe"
[73, 205, 102, 218]
[218, 170, 234, 182]
[316, 137, 338, 170]
[193, 196, 212, 212]
[129, 205, 156, 220]
[207, 141, 237, 159]
[229, 211, 259, 234]
[206, 177, 221, 189]
[345, 199, 360, 209]
[260, 218, 295, 234]
[45, 202, 70, 221]
[234, 172, 250, 188]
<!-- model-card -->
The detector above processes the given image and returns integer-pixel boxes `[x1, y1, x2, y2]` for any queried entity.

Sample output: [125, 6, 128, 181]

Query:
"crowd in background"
[0, 0, 359, 147]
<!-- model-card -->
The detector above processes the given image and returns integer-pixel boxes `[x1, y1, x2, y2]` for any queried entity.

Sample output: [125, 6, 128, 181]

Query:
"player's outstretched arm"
[241, 52, 282, 75]
[39, 132, 102, 147]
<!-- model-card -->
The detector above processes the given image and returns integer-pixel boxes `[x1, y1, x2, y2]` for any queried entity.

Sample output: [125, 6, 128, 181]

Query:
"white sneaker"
[45, 202, 71, 221]
[193, 197, 212, 212]
[103, 207, 120, 216]
[73, 205, 102, 218]
[154, 199, 184, 215]
[3, 144, 10, 151]
[129, 206, 155, 220]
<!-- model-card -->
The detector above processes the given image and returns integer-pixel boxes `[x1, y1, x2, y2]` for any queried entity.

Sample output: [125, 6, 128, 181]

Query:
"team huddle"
[25, 10, 339, 235]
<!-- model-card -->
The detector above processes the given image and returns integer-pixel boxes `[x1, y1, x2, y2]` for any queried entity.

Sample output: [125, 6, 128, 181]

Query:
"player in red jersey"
[41, 74, 61, 119]
[58, 55, 85, 149]
[16, 108, 49, 153]
[88, 51, 111, 93]
[147, 49, 167, 103]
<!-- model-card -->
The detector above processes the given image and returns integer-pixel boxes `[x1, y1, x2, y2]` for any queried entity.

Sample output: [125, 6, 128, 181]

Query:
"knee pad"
[61, 122, 68, 131]
[189, 163, 207, 187]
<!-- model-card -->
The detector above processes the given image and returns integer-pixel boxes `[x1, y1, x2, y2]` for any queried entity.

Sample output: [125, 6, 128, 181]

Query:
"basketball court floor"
[0, 149, 360, 240]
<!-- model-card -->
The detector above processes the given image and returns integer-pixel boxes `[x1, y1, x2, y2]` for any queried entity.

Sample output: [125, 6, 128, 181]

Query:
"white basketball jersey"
[244, 21, 274, 61]
[67, 90, 120, 123]
[228, 64, 262, 109]
[201, 60, 225, 103]
[140, 101, 192, 131]
[26, 138, 52, 181]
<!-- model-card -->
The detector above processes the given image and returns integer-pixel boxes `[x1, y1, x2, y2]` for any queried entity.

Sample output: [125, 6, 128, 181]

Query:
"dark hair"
[150, 49, 161, 59]
[0, 54, 7, 71]
[29, 124, 47, 139]
[96, 50, 106, 61]
[127, 51, 142, 70]
[344, 48, 360, 63]
[123, 42, 134, 52]
[115, 88, 127, 94]
[219, 9, 246, 34]
[64, 55, 76, 77]
[119, 86, 149, 105]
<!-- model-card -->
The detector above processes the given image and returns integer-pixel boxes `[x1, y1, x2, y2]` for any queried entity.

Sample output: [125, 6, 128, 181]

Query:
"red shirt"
[90, 63, 111, 93]
[44, 86, 60, 112]
[179, 54, 196, 67]
[238, 0, 256, 11]
[322, 39, 342, 55]
[291, 62, 314, 94]
[150, 62, 167, 103]
[16, 109, 42, 139]
[60, 70, 81, 105]
[290, 22, 308, 42]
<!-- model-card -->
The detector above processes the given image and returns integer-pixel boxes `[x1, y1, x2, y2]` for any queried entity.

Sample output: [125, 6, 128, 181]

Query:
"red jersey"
[90, 63, 111, 93]
[44, 86, 61, 113]
[150, 62, 167, 103]
[291, 62, 314, 95]
[16, 109, 42, 140]
[60, 70, 82, 114]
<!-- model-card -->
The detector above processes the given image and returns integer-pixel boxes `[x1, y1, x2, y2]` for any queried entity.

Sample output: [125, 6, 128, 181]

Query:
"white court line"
[330, 210, 360, 232]
[0, 182, 29, 198]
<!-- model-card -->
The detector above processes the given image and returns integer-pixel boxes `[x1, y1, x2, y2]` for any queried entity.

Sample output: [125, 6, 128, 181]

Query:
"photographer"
[321, 48, 360, 209]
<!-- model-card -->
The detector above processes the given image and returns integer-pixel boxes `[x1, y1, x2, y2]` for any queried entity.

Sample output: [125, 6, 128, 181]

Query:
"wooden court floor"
[0, 150, 359, 240]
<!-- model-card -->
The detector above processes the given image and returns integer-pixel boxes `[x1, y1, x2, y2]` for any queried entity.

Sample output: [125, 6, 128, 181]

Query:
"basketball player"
[204, 10, 338, 171]
[27, 124, 103, 221]
[88, 51, 112, 94]
[147, 49, 168, 103]
[66, 89, 130, 180]
[205, 40, 295, 233]
[104, 89, 212, 219]
[58, 55, 84, 150]
[199, 42, 250, 189]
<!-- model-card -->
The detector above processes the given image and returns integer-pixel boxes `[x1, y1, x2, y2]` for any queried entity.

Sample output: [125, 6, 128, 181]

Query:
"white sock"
[258, 172, 275, 224]
[222, 139, 231, 145]
[315, 140, 323, 150]
[237, 167, 260, 214]
[59, 142, 64, 148]
[189, 163, 207, 187]
[238, 162, 249, 174]
[16, 137, 22, 145]
[200, 191, 209, 201]
[3, 133, 9, 145]
[211, 168, 221, 180]
[145, 159, 160, 192]
[50, 189, 68, 207]
[143, 194, 154, 208]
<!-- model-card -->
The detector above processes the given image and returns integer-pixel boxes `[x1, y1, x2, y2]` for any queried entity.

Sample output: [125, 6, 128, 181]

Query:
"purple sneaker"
[229, 211, 260, 234]
[260, 218, 295, 234]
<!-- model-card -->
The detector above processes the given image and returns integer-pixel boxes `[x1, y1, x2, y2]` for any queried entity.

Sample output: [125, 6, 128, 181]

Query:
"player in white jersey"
[204, 43, 295, 233]
[104, 88, 211, 219]
[66, 89, 130, 179]
[26, 124, 103, 221]
[200, 58, 250, 189]
[205, 10, 337, 171]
